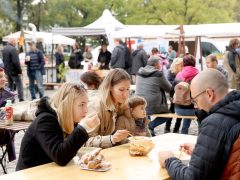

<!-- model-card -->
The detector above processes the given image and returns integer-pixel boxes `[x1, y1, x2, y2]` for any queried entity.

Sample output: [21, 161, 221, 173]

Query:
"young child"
[115, 96, 151, 137]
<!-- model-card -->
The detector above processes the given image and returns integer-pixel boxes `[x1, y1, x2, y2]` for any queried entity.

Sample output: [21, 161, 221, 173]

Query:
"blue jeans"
[27, 69, 44, 100]
[175, 108, 195, 134]
[148, 116, 170, 130]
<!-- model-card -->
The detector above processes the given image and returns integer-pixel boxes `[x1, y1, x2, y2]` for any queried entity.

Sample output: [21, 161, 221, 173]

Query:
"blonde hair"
[98, 68, 130, 110]
[170, 57, 183, 74]
[56, 45, 63, 53]
[49, 83, 87, 135]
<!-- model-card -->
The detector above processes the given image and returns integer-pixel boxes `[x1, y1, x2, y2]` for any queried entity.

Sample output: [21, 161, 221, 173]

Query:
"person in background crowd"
[115, 96, 151, 137]
[80, 71, 102, 90]
[223, 38, 240, 89]
[25, 41, 45, 100]
[164, 58, 184, 133]
[16, 83, 100, 170]
[82, 44, 93, 71]
[54, 45, 65, 83]
[86, 69, 130, 148]
[2, 38, 24, 102]
[135, 56, 171, 136]
[159, 69, 240, 180]
[131, 44, 148, 84]
[175, 55, 198, 134]
[110, 38, 126, 70]
[205, 54, 228, 79]
[0, 68, 16, 163]
[68, 42, 84, 69]
[167, 45, 177, 66]
[151, 47, 160, 57]
[98, 43, 111, 70]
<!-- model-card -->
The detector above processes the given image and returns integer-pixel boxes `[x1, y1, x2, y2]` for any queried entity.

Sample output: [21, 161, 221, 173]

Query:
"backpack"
[173, 82, 191, 106]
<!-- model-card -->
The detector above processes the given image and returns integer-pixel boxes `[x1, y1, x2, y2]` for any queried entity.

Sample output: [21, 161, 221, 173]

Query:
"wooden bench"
[150, 113, 199, 127]
[151, 113, 197, 119]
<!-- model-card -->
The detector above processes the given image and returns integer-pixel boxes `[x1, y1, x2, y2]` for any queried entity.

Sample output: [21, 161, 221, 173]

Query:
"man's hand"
[112, 130, 129, 143]
[159, 151, 174, 168]
[180, 143, 195, 156]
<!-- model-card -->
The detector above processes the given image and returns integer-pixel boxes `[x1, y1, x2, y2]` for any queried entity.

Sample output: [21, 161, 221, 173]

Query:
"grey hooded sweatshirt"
[135, 65, 171, 114]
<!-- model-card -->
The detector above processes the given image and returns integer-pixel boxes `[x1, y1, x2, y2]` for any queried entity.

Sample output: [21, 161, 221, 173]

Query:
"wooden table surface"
[0, 121, 31, 131]
[0, 133, 197, 180]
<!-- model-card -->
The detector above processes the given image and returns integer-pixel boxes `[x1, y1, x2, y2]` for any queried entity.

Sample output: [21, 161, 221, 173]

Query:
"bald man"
[159, 69, 240, 179]
[2, 38, 24, 101]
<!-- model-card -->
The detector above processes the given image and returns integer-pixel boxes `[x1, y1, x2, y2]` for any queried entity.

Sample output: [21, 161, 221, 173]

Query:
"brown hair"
[80, 71, 102, 89]
[183, 54, 196, 67]
[229, 38, 240, 48]
[128, 96, 147, 109]
[206, 54, 218, 62]
[151, 47, 159, 54]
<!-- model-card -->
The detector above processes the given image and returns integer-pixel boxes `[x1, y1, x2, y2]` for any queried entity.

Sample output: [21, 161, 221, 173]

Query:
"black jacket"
[165, 90, 240, 180]
[131, 49, 148, 75]
[2, 43, 22, 76]
[16, 97, 89, 170]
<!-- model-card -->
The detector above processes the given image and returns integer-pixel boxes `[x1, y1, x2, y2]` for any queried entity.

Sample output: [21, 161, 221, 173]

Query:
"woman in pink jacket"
[175, 55, 198, 134]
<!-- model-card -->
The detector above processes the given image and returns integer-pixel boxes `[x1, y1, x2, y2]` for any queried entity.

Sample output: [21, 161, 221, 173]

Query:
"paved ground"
[0, 88, 199, 175]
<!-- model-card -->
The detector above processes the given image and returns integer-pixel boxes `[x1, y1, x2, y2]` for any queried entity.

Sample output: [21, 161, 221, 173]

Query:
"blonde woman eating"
[16, 83, 100, 170]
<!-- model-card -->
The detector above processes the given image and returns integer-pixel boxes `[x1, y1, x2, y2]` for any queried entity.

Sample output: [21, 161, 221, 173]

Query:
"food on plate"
[79, 148, 111, 170]
[129, 139, 154, 156]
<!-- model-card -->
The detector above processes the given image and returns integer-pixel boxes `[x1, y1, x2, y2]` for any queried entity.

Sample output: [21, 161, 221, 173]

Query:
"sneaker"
[149, 128, 155, 136]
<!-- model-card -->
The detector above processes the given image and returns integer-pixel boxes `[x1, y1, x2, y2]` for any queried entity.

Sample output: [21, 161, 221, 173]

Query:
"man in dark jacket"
[25, 41, 45, 100]
[159, 69, 240, 180]
[2, 38, 24, 101]
[110, 38, 126, 69]
[135, 56, 171, 136]
[131, 44, 148, 84]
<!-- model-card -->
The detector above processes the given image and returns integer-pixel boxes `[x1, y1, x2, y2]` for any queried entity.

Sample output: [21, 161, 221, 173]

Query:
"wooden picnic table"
[0, 133, 197, 180]
[0, 120, 32, 174]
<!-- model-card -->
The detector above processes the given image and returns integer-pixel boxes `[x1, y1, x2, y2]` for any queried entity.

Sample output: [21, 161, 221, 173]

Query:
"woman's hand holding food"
[79, 113, 100, 133]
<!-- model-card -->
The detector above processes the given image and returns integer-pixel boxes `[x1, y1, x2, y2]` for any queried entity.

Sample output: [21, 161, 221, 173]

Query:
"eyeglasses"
[190, 90, 206, 105]
[191, 88, 216, 105]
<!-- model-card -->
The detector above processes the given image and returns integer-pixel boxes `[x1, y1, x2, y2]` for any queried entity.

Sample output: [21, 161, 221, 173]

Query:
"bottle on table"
[5, 100, 13, 126]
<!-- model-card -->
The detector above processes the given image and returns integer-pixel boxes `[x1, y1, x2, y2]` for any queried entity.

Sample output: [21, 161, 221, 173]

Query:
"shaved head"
[191, 69, 228, 94]
[191, 69, 228, 111]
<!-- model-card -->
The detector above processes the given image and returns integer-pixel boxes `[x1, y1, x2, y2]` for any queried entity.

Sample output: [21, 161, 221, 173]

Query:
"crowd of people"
[1, 37, 240, 179]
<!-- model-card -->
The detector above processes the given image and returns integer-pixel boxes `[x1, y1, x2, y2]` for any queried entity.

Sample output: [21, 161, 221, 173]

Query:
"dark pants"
[148, 117, 170, 130]
[165, 103, 182, 133]
[7, 75, 24, 101]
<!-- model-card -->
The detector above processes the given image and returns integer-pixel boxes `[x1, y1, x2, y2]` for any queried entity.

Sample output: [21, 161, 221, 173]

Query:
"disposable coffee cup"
[26, 56, 30, 62]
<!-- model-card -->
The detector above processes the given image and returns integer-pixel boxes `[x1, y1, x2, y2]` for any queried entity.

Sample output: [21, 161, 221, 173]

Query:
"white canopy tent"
[112, 25, 178, 39]
[52, 9, 125, 36]
[3, 30, 75, 45]
[164, 23, 240, 41]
